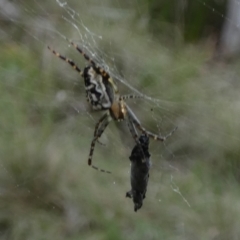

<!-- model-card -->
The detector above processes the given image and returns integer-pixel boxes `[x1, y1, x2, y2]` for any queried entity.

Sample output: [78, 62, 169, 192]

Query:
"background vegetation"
[0, 0, 240, 239]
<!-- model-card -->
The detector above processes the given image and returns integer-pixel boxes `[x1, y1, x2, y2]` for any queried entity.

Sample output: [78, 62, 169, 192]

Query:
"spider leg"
[48, 46, 83, 76]
[69, 41, 107, 76]
[97, 139, 106, 147]
[69, 41, 98, 68]
[69, 41, 119, 94]
[121, 94, 144, 101]
[94, 113, 109, 147]
[127, 117, 150, 162]
[88, 112, 112, 173]
[126, 104, 177, 141]
[127, 116, 140, 145]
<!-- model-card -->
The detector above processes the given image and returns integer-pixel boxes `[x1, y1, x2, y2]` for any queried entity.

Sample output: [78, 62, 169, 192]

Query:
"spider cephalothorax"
[48, 41, 177, 173]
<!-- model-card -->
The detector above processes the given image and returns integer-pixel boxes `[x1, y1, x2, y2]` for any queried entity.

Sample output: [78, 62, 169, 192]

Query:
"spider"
[48, 41, 177, 173]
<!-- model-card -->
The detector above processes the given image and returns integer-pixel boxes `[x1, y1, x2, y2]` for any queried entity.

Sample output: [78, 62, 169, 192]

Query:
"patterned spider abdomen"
[83, 66, 115, 110]
[126, 134, 151, 212]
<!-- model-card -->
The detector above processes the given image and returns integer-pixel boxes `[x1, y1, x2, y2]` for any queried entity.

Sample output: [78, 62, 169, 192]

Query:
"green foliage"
[143, 0, 227, 42]
[1, 0, 240, 239]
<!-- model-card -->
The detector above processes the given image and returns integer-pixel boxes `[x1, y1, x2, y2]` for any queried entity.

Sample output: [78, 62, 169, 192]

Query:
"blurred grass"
[1, 1, 240, 239]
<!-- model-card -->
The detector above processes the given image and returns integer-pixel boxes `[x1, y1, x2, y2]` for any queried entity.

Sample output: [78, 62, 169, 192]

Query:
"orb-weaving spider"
[48, 41, 177, 173]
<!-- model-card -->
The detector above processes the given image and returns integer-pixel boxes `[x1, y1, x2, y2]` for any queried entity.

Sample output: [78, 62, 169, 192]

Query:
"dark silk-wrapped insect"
[126, 134, 151, 212]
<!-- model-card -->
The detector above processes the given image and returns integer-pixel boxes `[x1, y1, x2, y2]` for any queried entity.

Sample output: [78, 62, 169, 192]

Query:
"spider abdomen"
[83, 66, 113, 110]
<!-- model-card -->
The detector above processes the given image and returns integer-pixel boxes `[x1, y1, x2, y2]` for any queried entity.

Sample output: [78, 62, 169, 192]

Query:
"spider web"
[1, 0, 240, 239]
